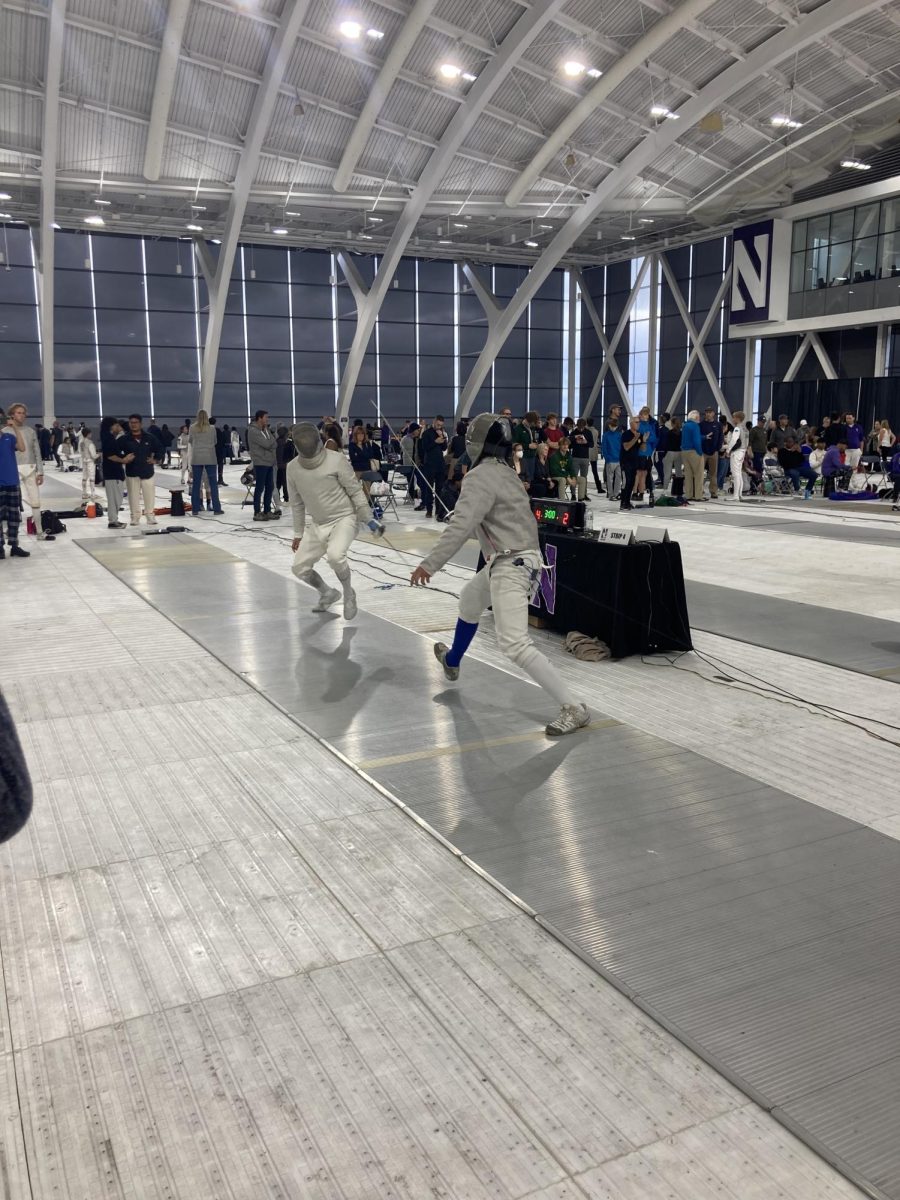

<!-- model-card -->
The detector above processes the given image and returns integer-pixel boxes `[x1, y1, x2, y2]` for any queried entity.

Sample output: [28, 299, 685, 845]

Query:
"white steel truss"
[658, 254, 733, 418]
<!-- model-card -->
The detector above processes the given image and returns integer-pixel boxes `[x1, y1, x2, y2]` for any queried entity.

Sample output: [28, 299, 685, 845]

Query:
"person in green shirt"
[548, 437, 576, 500]
[513, 411, 541, 484]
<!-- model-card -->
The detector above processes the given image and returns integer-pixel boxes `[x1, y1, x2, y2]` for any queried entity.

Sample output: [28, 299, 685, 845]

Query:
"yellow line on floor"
[359, 718, 620, 769]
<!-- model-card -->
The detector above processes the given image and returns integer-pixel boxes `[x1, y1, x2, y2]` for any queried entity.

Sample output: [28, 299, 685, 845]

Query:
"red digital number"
[561, 510, 570, 525]
[534, 507, 543, 520]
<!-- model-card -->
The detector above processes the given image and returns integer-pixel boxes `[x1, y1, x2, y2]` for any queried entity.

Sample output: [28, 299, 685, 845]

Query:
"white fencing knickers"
[291, 514, 357, 591]
[457, 551, 578, 708]
[17, 465, 41, 518]
[730, 449, 746, 500]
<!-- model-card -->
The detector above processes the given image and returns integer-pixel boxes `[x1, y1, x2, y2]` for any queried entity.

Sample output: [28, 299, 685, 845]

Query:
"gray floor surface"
[641, 502, 900, 548]
[80, 533, 900, 1200]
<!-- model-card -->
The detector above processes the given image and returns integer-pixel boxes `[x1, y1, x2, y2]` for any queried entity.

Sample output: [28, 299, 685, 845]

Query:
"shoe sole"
[433, 642, 459, 681]
[545, 711, 590, 738]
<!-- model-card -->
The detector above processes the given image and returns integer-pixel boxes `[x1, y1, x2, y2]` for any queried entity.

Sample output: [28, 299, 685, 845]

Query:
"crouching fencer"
[410, 414, 590, 738]
[287, 423, 383, 619]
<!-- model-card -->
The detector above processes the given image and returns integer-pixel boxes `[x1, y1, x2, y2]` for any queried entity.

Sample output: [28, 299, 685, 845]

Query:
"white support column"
[808, 331, 838, 380]
[199, 0, 311, 414]
[566, 267, 577, 419]
[37, 0, 66, 426]
[193, 237, 217, 290]
[646, 253, 659, 414]
[457, 0, 883, 415]
[335, 0, 567, 424]
[658, 254, 731, 416]
[782, 332, 812, 382]
[461, 263, 502, 323]
[336, 251, 370, 306]
[743, 337, 758, 413]
[576, 261, 649, 418]
[874, 322, 889, 376]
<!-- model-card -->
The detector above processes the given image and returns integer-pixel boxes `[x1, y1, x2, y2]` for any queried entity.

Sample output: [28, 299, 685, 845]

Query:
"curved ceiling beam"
[143, 0, 191, 181]
[332, 0, 439, 193]
[504, 0, 717, 209]
[199, 0, 312, 413]
[335, 0, 568, 423]
[459, 0, 887, 415]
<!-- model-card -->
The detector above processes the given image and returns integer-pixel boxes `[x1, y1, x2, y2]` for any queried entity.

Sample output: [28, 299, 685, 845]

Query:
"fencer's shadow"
[432, 689, 581, 849]
[295, 624, 394, 709]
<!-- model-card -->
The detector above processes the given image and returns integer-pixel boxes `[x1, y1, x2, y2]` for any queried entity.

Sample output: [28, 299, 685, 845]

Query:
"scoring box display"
[530, 499, 586, 530]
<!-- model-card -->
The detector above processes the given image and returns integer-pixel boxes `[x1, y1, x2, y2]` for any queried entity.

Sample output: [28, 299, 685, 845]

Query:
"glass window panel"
[791, 221, 807, 253]
[55, 344, 100, 381]
[100, 380, 152, 408]
[246, 314, 290, 350]
[494, 266, 527, 298]
[530, 299, 562, 330]
[54, 380, 100, 414]
[247, 349, 292, 384]
[879, 198, 900, 234]
[247, 384, 293, 417]
[144, 238, 193, 275]
[529, 356, 561, 387]
[151, 346, 199, 382]
[416, 261, 454, 293]
[417, 323, 453, 355]
[221, 314, 245, 349]
[416, 290, 454, 323]
[790, 251, 807, 293]
[215, 349, 247, 382]
[2, 227, 34, 266]
[293, 317, 335, 353]
[377, 323, 416, 357]
[289, 248, 332, 286]
[854, 203, 879, 240]
[292, 352, 335, 385]
[807, 243, 829, 289]
[631, 351, 649, 387]
[245, 246, 288, 282]
[494, 358, 526, 388]
[378, 355, 416, 387]
[148, 311, 199, 348]
[294, 383, 338, 414]
[0, 304, 39, 341]
[880, 229, 900, 277]
[91, 272, 145, 309]
[807, 214, 830, 248]
[91, 234, 143, 273]
[96, 308, 147, 344]
[97, 344, 151, 378]
[149, 382, 199, 418]
[829, 209, 854, 243]
[459, 327, 486, 359]
[56, 270, 94, 307]
[0, 342, 39, 378]
[244, 280, 289, 317]
[535, 271, 564, 302]
[146, 274, 197, 312]
[418, 356, 455, 386]
[55, 231, 92, 269]
[291, 283, 334, 319]
[205, 383, 246, 416]
[1, 270, 38, 304]
[223, 283, 244, 315]
[851, 236, 878, 280]
[379, 290, 415, 322]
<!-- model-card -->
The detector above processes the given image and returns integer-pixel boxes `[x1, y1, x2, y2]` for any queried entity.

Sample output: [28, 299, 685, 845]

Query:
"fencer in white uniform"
[287, 423, 383, 619]
[410, 413, 590, 738]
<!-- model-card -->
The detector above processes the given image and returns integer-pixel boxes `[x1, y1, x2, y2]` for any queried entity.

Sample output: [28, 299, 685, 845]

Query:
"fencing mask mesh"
[465, 413, 513, 465]
[291, 422, 325, 468]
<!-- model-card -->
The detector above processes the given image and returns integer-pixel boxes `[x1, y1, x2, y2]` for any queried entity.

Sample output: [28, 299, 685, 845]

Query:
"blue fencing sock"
[445, 619, 479, 668]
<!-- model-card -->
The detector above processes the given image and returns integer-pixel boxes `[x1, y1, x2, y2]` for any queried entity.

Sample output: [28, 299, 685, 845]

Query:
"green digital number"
[544, 508, 557, 519]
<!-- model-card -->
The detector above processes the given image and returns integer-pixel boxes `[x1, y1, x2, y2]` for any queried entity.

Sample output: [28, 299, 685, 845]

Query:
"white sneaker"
[545, 703, 590, 738]
[343, 589, 358, 620]
[312, 587, 341, 612]
[434, 642, 459, 682]
[146, 516, 157, 526]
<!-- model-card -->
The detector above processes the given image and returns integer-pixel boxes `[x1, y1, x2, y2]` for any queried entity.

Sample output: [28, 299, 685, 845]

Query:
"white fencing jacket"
[286, 449, 371, 534]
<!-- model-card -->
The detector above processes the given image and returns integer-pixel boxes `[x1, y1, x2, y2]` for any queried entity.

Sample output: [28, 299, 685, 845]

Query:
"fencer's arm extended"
[336, 455, 373, 524]
[419, 471, 493, 576]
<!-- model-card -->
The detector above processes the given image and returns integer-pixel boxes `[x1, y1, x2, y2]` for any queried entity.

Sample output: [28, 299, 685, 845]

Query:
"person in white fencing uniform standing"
[726, 410, 748, 500]
[7, 404, 46, 538]
[287, 423, 384, 620]
[410, 413, 590, 738]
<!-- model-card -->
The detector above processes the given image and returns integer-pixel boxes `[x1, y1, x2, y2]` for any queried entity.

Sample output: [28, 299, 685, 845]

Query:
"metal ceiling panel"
[170, 62, 257, 142]
[562, 0, 663, 42]
[286, 38, 375, 111]
[0, 6, 46, 85]
[403, 24, 476, 80]
[432, 0, 522, 44]
[463, 113, 541, 161]
[380, 80, 457, 141]
[67, 0, 164, 40]
[649, 29, 733, 87]
[490, 69, 579, 133]
[357, 130, 433, 184]
[184, 2, 275, 76]
[57, 105, 144, 177]
[162, 130, 239, 183]
[0, 90, 42, 154]
[304, 0, 405, 44]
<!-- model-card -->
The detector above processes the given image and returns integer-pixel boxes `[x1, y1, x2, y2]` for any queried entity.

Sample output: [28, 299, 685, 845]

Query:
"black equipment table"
[528, 529, 693, 658]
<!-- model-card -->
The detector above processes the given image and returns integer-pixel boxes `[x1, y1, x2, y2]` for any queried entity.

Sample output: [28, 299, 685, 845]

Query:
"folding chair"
[362, 470, 399, 521]
[240, 466, 255, 508]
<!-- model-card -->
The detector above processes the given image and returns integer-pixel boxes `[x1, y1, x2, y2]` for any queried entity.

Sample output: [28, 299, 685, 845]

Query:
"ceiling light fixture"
[84, 214, 105, 226]
[338, 19, 362, 39]
[438, 239, 451, 244]
[439, 62, 462, 79]
[272, 227, 288, 235]
[285, 211, 302, 217]
[771, 114, 802, 129]
[621, 234, 636, 240]
[190, 205, 206, 212]
[524, 240, 538, 248]
[538, 223, 553, 230]
[94, 198, 111, 206]
[186, 223, 203, 231]
[51, 222, 61, 229]
[586, 68, 602, 79]
[211, 238, 221, 244]
[366, 27, 384, 39]
[650, 105, 679, 120]
[0, 192, 10, 201]
[638, 217, 654, 224]
[359, 233, 373, 239]
[461, 72, 477, 82]
[293, 100, 305, 117]
[840, 158, 871, 170]
[0, 213, 12, 221]
[563, 60, 586, 77]
[368, 216, 383, 222]
[453, 222, 468, 229]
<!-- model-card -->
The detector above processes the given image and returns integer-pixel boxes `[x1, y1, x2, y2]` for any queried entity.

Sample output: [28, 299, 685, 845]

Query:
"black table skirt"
[528, 531, 693, 658]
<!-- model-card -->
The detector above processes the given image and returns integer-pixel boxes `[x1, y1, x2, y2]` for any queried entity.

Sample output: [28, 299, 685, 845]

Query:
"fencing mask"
[291, 422, 325, 469]
[465, 412, 513, 465]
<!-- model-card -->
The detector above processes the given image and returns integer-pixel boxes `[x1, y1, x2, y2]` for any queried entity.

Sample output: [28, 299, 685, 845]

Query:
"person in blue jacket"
[635, 406, 657, 499]
[600, 418, 622, 502]
[680, 409, 704, 500]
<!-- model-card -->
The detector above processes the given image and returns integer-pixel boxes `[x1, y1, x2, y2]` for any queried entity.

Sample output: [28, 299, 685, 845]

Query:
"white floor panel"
[1, 490, 886, 1198]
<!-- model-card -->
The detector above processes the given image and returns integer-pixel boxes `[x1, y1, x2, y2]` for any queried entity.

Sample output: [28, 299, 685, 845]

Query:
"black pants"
[216, 455, 226, 485]
[620, 464, 638, 509]
[421, 467, 445, 515]
[590, 459, 603, 492]
[276, 466, 288, 502]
